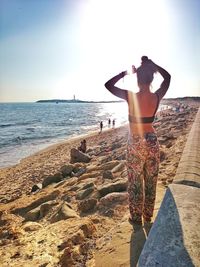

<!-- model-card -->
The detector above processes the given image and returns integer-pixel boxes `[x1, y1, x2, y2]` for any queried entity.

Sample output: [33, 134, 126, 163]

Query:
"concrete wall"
[138, 108, 200, 267]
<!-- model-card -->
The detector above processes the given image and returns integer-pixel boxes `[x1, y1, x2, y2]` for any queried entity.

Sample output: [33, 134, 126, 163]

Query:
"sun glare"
[78, 0, 170, 78]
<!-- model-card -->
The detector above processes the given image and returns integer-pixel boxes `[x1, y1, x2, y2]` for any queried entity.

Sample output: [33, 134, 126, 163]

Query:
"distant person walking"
[112, 119, 115, 128]
[108, 118, 111, 128]
[105, 56, 171, 225]
[100, 121, 103, 133]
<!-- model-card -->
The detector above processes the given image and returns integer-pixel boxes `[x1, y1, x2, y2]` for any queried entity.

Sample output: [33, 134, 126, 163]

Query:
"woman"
[105, 56, 171, 225]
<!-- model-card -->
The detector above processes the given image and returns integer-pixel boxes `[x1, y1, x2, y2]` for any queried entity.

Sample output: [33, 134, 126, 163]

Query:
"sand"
[0, 99, 199, 267]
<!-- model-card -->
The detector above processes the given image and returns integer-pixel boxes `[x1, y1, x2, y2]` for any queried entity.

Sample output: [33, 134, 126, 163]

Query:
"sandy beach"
[0, 99, 199, 267]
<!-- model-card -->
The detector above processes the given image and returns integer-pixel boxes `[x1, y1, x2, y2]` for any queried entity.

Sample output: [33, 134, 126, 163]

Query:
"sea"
[0, 101, 170, 168]
[0, 102, 129, 168]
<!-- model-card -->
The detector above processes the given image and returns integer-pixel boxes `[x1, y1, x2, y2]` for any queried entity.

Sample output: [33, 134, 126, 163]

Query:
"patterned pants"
[126, 132, 160, 222]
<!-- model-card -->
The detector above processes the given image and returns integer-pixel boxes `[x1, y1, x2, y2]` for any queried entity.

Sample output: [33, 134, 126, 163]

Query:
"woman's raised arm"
[105, 71, 129, 101]
[154, 63, 171, 100]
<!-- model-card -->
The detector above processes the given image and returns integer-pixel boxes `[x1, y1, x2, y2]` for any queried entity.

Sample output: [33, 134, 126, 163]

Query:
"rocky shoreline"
[0, 100, 199, 266]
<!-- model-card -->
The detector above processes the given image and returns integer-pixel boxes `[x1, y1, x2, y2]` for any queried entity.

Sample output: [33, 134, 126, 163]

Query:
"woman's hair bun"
[136, 56, 157, 84]
[141, 56, 149, 63]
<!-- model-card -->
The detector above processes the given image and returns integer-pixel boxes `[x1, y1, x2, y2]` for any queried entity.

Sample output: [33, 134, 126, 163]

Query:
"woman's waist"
[129, 123, 155, 136]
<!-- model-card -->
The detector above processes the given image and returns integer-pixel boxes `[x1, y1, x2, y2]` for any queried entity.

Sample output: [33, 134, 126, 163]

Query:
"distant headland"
[36, 99, 124, 103]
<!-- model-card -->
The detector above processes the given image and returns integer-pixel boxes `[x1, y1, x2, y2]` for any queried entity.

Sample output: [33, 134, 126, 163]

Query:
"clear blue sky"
[0, 0, 199, 102]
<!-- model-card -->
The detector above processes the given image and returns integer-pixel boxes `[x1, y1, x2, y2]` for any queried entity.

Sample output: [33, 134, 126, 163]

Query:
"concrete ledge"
[138, 184, 200, 267]
[173, 108, 200, 187]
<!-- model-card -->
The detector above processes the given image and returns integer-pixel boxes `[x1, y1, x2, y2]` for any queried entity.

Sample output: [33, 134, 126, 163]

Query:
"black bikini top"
[129, 93, 159, 124]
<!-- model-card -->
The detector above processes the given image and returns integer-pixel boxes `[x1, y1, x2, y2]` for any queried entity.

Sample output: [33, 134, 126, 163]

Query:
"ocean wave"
[0, 121, 39, 128]
[0, 123, 13, 128]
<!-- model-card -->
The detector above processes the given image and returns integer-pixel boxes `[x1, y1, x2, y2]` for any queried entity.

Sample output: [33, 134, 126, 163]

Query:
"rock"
[66, 177, 78, 186]
[22, 222, 43, 232]
[25, 206, 40, 221]
[72, 163, 86, 174]
[51, 202, 79, 223]
[70, 148, 91, 163]
[78, 171, 101, 181]
[31, 183, 42, 193]
[80, 221, 96, 238]
[157, 129, 168, 136]
[59, 247, 75, 267]
[78, 198, 97, 213]
[176, 117, 186, 123]
[76, 187, 94, 200]
[13, 190, 60, 216]
[42, 172, 63, 188]
[82, 182, 95, 190]
[98, 180, 128, 197]
[111, 142, 122, 150]
[71, 229, 85, 245]
[60, 164, 74, 177]
[99, 155, 112, 164]
[111, 162, 125, 173]
[163, 133, 175, 140]
[102, 170, 114, 179]
[160, 150, 166, 162]
[39, 200, 58, 218]
[89, 190, 101, 200]
[69, 185, 82, 192]
[72, 167, 86, 177]
[114, 153, 126, 161]
[87, 145, 101, 155]
[99, 192, 128, 207]
[101, 160, 120, 171]
[166, 140, 173, 148]
[25, 200, 58, 221]
[54, 179, 71, 188]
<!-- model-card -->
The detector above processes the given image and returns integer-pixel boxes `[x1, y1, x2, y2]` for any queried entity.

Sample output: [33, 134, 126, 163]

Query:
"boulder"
[98, 180, 128, 197]
[31, 183, 42, 193]
[76, 187, 94, 200]
[160, 150, 167, 162]
[25, 206, 40, 221]
[42, 172, 63, 188]
[72, 167, 86, 177]
[102, 170, 114, 179]
[101, 160, 120, 171]
[163, 133, 175, 140]
[72, 162, 86, 172]
[166, 140, 174, 148]
[59, 247, 75, 267]
[78, 198, 97, 213]
[25, 200, 58, 221]
[99, 155, 113, 164]
[70, 148, 91, 163]
[71, 229, 85, 245]
[80, 221, 96, 238]
[82, 182, 95, 190]
[39, 200, 58, 218]
[22, 222, 43, 232]
[111, 142, 122, 150]
[78, 171, 101, 181]
[99, 192, 128, 207]
[60, 164, 74, 177]
[111, 162, 125, 173]
[51, 202, 79, 223]
[12, 190, 60, 216]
